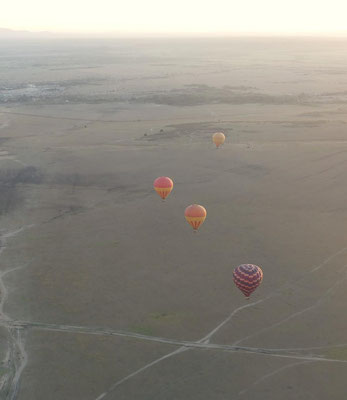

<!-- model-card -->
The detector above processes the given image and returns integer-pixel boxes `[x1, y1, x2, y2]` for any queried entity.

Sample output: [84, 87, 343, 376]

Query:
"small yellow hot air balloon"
[212, 132, 225, 148]
[185, 204, 206, 232]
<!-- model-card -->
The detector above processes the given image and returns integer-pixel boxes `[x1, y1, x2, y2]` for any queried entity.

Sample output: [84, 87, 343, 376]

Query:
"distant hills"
[0, 28, 123, 38]
[0, 28, 58, 38]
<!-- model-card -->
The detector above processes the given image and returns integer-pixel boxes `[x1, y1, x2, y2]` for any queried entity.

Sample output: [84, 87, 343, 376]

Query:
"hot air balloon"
[154, 177, 173, 201]
[212, 132, 225, 148]
[233, 264, 263, 299]
[185, 204, 206, 232]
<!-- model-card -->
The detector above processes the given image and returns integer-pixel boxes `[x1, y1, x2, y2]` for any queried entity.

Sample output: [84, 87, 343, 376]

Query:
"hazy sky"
[2, 0, 347, 35]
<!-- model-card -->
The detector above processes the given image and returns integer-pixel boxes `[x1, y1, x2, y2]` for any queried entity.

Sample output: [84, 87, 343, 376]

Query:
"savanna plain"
[1, 37, 347, 399]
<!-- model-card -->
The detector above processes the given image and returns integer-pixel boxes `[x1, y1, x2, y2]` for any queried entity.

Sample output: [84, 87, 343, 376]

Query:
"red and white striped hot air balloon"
[153, 177, 173, 201]
[185, 204, 206, 232]
[233, 264, 263, 299]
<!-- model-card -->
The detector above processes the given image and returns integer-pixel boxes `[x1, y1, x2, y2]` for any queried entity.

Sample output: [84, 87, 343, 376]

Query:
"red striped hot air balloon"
[153, 177, 173, 201]
[233, 264, 263, 298]
[185, 204, 206, 232]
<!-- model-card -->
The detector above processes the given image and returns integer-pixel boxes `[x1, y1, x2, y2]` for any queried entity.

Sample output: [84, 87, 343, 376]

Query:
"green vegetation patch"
[130, 325, 154, 336]
[149, 312, 182, 323]
[324, 346, 347, 361]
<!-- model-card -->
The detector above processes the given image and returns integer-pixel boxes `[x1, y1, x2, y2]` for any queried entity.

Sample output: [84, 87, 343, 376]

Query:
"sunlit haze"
[2, 0, 347, 35]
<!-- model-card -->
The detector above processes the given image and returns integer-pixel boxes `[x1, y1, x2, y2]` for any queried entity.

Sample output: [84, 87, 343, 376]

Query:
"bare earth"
[1, 37, 347, 399]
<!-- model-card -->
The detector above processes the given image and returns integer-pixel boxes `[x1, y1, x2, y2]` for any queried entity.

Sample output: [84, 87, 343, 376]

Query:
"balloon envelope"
[212, 132, 225, 148]
[154, 177, 173, 200]
[185, 204, 207, 231]
[233, 264, 263, 298]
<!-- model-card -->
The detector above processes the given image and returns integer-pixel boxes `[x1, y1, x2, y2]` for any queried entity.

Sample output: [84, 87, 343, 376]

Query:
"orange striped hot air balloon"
[212, 132, 225, 148]
[153, 177, 173, 201]
[185, 204, 206, 232]
[233, 264, 263, 299]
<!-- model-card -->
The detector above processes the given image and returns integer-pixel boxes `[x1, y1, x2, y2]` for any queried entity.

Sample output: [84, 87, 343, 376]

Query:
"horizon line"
[2, 27, 347, 38]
